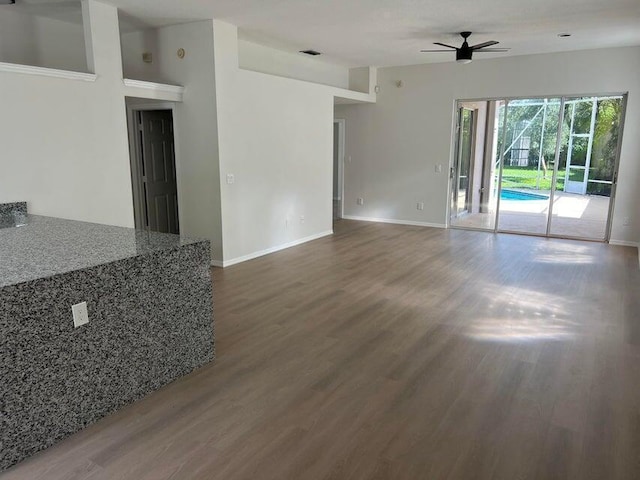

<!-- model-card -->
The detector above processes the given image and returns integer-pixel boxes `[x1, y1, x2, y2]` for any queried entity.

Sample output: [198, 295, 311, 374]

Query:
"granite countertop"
[0, 214, 207, 288]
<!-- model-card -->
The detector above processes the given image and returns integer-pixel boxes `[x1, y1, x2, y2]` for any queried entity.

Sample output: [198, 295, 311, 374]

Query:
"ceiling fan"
[421, 31, 509, 64]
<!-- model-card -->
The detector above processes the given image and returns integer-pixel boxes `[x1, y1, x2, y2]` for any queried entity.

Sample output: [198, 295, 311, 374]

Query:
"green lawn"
[501, 167, 565, 191]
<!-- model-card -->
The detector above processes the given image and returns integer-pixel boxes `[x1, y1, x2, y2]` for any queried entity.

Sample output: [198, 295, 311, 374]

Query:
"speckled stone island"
[0, 202, 26, 217]
[0, 202, 27, 229]
[0, 206, 214, 472]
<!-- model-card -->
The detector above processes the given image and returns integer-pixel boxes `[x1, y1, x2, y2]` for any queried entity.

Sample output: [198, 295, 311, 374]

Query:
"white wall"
[214, 21, 335, 264]
[137, 22, 223, 261]
[120, 28, 163, 82]
[238, 39, 349, 89]
[0, 8, 87, 72]
[0, 1, 133, 227]
[336, 47, 640, 244]
[1, 8, 373, 265]
[121, 22, 223, 261]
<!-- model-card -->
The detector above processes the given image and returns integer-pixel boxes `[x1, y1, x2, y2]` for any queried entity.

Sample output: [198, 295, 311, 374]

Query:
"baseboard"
[342, 215, 446, 229]
[215, 230, 334, 268]
[608, 239, 639, 248]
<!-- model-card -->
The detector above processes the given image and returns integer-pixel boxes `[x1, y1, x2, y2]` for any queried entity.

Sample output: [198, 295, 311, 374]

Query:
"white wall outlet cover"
[226, 174, 235, 184]
[417, 202, 425, 211]
[435, 165, 443, 173]
[357, 197, 364, 206]
[72, 302, 89, 328]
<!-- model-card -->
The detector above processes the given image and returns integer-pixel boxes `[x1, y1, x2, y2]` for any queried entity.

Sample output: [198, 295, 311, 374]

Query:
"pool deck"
[452, 191, 611, 240]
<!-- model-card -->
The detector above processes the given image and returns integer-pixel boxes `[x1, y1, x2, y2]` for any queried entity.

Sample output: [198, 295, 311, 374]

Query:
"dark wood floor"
[3, 220, 640, 480]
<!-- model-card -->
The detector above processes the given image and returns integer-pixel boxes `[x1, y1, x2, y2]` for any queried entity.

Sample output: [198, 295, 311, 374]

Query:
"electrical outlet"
[72, 302, 89, 328]
[435, 165, 443, 174]
[417, 202, 425, 211]
[357, 197, 364, 206]
[226, 174, 235, 185]
[300, 215, 305, 223]
[623, 216, 630, 226]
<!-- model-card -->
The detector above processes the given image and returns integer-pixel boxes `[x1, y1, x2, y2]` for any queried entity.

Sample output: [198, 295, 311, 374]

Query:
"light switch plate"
[72, 302, 89, 328]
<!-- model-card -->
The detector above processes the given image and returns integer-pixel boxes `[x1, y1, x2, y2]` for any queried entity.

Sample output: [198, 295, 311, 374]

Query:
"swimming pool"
[500, 189, 549, 201]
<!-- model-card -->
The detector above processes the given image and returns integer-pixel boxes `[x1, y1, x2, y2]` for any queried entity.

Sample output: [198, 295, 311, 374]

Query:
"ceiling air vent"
[300, 49, 322, 56]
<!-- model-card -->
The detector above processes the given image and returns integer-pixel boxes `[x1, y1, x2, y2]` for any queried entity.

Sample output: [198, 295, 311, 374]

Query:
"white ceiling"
[12, 0, 640, 67]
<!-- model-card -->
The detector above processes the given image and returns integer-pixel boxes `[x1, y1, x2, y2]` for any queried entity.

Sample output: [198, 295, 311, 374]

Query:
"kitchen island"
[0, 207, 214, 471]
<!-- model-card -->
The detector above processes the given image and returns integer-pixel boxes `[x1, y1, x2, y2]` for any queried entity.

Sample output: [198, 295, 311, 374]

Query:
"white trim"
[334, 119, 346, 219]
[127, 101, 175, 111]
[124, 78, 184, 93]
[217, 231, 334, 268]
[0, 62, 97, 82]
[342, 215, 446, 229]
[608, 239, 639, 248]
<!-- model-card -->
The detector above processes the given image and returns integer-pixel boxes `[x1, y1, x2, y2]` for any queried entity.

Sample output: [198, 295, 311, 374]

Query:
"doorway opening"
[333, 119, 346, 222]
[127, 103, 180, 234]
[449, 94, 627, 242]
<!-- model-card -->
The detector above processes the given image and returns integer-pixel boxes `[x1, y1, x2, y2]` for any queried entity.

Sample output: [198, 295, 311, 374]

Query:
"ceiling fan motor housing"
[456, 48, 472, 63]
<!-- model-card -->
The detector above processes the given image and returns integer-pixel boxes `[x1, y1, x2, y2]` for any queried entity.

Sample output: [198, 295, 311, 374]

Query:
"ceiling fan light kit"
[422, 31, 510, 64]
[456, 51, 472, 64]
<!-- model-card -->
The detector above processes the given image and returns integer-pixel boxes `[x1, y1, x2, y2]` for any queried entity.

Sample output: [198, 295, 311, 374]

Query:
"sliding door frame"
[448, 92, 628, 243]
[544, 97, 566, 237]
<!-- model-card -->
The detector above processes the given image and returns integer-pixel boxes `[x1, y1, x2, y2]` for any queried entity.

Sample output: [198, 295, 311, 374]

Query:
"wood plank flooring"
[2, 220, 639, 480]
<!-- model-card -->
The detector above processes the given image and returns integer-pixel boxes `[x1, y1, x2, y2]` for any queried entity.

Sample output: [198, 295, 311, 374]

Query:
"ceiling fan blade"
[474, 48, 510, 52]
[420, 49, 455, 52]
[471, 40, 500, 50]
[433, 42, 458, 49]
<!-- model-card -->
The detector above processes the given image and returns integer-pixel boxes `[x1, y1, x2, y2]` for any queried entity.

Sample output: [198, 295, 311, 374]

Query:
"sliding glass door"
[496, 98, 562, 235]
[450, 94, 626, 242]
[450, 101, 501, 231]
[548, 96, 625, 239]
[451, 107, 475, 219]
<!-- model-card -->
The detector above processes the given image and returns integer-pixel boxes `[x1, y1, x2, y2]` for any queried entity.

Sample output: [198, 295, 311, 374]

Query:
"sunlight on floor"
[533, 241, 598, 264]
[552, 195, 589, 219]
[466, 285, 577, 343]
[500, 198, 549, 214]
[467, 316, 577, 342]
[534, 253, 597, 264]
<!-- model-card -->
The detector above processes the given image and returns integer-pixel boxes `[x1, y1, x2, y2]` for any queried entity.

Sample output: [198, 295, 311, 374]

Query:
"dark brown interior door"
[139, 110, 179, 234]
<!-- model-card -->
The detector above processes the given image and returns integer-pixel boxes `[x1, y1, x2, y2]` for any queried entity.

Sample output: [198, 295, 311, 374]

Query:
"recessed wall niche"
[0, 1, 89, 72]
